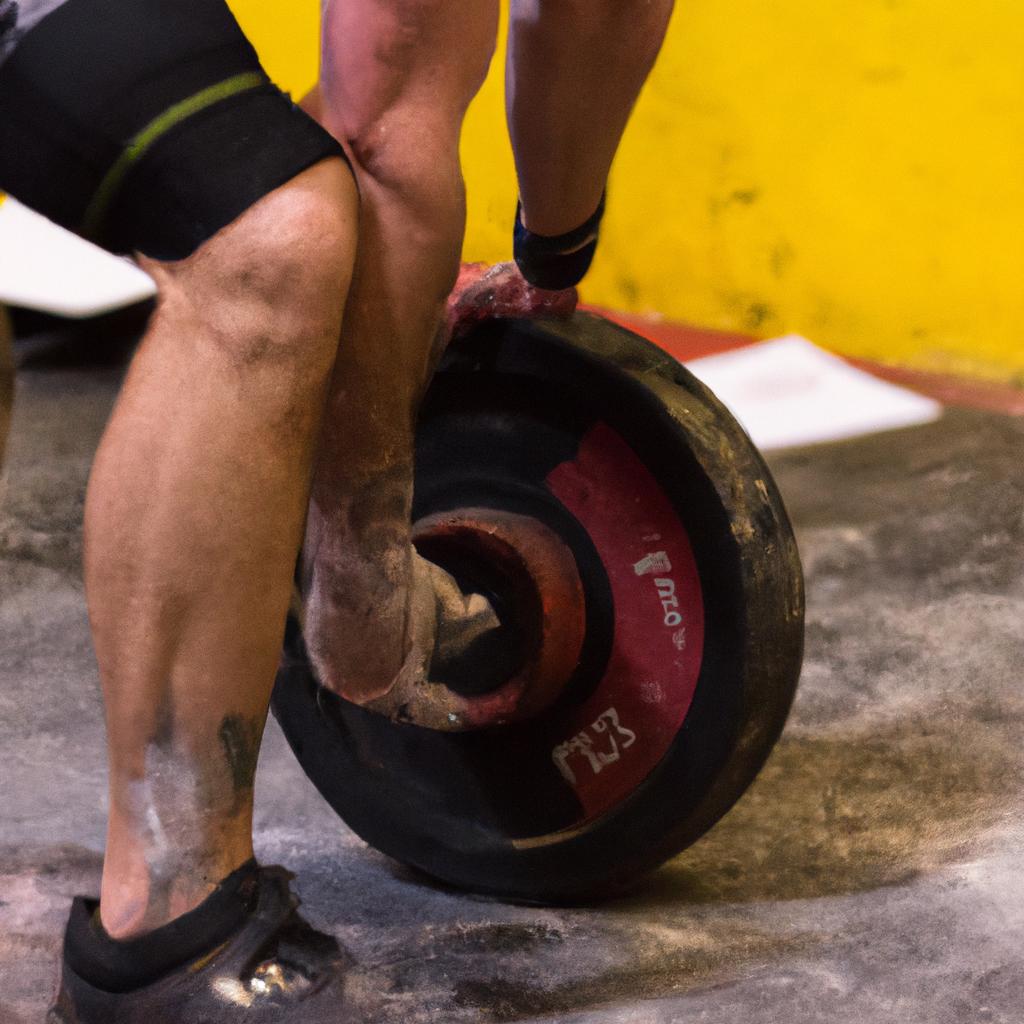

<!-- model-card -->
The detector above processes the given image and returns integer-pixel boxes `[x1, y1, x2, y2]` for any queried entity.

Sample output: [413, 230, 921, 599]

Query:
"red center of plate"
[545, 421, 705, 824]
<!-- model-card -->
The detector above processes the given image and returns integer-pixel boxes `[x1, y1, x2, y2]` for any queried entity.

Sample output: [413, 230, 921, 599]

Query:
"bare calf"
[87, 159, 357, 938]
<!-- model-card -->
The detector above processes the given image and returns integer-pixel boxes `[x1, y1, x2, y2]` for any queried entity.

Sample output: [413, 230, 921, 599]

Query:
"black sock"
[513, 192, 606, 291]
[63, 858, 260, 993]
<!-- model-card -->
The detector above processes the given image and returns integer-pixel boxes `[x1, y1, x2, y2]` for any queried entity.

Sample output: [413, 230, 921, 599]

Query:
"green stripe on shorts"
[81, 70, 266, 242]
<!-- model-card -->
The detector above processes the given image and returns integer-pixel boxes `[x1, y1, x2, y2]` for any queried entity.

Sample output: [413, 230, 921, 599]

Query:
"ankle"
[66, 859, 262, 993]
[100, 848, 254, 940]
[100, 880, 207, 940]
[517, 190, 605, 241]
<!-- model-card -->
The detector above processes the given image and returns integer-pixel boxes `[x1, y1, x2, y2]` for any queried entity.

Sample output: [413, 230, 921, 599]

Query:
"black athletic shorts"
[0, 0, 347, 261]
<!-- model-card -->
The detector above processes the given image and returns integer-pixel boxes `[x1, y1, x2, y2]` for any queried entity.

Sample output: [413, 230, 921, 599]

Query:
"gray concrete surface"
[1, 359, 1022, 1023]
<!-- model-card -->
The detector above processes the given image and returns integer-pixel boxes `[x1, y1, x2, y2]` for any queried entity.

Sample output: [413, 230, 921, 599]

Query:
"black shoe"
[513, 192, 606, 291]
[48, 865, 362, 1023]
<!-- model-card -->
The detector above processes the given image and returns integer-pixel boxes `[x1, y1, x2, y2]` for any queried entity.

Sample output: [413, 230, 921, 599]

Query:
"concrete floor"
[1, 355, 1022, 1023]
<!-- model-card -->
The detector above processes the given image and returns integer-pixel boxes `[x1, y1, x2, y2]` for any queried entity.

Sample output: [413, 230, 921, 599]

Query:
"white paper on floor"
[686, 334, 942, 450]
[0, 195, 157, 317]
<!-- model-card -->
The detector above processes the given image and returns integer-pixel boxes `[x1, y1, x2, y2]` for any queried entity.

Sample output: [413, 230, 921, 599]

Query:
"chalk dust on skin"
[108, 705, 265, 934]
[0, 716, 266, 1017]
[303, 456, 508, 705]
[117, 744, 218, 928]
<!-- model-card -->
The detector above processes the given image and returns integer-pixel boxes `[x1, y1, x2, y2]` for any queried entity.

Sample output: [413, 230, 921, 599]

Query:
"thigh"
[319, 0, 499, 142]
[0, 0, 346, 260]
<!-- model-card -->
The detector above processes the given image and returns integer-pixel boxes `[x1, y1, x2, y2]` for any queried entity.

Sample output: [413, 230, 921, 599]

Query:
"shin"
[507, 0, 675, 236]
[88, 160, 357, 938]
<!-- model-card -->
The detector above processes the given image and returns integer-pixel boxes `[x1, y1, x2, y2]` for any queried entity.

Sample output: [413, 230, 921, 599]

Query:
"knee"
[346, 111, 467, 249]
[147, 159, 358, 375]
[347, 107, 453, 195]
[341, 110, 467, 293]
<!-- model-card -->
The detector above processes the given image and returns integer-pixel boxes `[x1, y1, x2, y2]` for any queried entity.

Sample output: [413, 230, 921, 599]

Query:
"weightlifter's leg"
[302, 0, 501, 704]
[507, 0, 674, 238]
[86, 158, 357, 938]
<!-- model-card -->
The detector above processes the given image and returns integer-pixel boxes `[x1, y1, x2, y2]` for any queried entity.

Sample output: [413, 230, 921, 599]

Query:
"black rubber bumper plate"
[272, 312, 804, 902]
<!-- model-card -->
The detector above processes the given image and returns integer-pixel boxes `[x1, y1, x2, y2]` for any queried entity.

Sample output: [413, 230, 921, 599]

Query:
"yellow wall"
[230, 0, 1024, 384]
